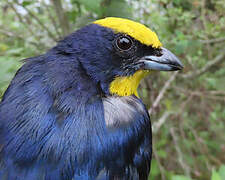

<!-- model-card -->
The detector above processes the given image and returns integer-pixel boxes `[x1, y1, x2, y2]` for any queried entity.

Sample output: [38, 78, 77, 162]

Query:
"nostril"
[155, 49, 163, 57]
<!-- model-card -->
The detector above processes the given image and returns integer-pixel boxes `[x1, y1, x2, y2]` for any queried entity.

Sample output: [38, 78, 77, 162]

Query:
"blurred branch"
[0, 28, 23, 39]
[200, 37, 225, 44]
[208, 91, 225, 96]
[8, 3, 36, 37]
[14, 2, 58, 41]
[0, 27, 45, 49]
[175, 87, 225, 101]
[152, 145, 166, 180]
[186, 55, 197, 71]
[43, 2, 62, 38]
[52, 0, 70, 36]
[186, 124, 212, 171]
[152, 111, 172, 134]
[170, 127, 191, 177]
[148, 71, 178, 115]
[152, 95, 193, 134]
[201, 0, 212, 59]
[181, 50, 225, 79]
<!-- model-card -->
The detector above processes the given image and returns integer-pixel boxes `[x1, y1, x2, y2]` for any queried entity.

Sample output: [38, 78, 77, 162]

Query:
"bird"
[0, 17, 183, 180]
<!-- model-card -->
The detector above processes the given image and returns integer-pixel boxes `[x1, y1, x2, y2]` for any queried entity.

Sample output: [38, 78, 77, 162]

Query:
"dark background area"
[0, 0, 224, 179]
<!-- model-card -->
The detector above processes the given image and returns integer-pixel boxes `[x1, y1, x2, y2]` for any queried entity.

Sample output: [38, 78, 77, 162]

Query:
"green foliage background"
[0, 0, 224, 179]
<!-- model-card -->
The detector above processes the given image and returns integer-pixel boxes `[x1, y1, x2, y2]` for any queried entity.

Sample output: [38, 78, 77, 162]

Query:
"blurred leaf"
[172, 175, 192, 180]
[76, 0, 103, 14]
[149, 159, 160, 179]
[219, 165, 225, 180]
[157, 150, 167, 158]
[211, 170, 222, 180]
[73, 15, 96, 28]
[0, 43, 9, 52]
[164, 99, 172, 110]
[142, 88, 148, 98]
[101, 0, 133, 18]
[22, 1, 33, 7]
[6, 48, 24, 56]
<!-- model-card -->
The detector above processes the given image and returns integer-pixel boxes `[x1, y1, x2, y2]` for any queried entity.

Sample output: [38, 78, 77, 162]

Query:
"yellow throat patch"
[94, 17, 161, 97]
[109, 70, 150, 97]
[93, 17, 162, 48]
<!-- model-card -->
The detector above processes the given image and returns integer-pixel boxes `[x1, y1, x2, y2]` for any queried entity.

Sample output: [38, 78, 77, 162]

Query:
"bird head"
[56, 17, 183, 97]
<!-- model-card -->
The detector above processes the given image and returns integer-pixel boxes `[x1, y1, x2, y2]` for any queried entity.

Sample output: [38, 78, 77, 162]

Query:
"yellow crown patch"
[93, 17, 162, 48]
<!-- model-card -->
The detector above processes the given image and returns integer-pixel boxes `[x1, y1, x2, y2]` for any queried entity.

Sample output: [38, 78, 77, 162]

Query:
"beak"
[139, 47, 183, 71]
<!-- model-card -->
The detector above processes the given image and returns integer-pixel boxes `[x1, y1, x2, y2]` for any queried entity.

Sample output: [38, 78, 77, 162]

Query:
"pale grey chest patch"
[103, 96, 145, 128]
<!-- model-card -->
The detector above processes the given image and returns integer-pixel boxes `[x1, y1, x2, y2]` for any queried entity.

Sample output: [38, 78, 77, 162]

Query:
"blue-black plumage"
[0, 18, 182, 179]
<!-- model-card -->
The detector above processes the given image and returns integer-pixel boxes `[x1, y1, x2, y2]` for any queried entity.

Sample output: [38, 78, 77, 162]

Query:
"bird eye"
[116, 36, 133, 51]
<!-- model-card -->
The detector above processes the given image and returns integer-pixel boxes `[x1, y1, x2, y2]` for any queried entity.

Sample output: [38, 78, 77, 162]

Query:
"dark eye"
[116, 36, 133, 51]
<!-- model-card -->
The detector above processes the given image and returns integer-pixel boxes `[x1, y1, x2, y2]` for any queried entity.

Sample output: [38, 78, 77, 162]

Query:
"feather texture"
[0, 20, 152, 180]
